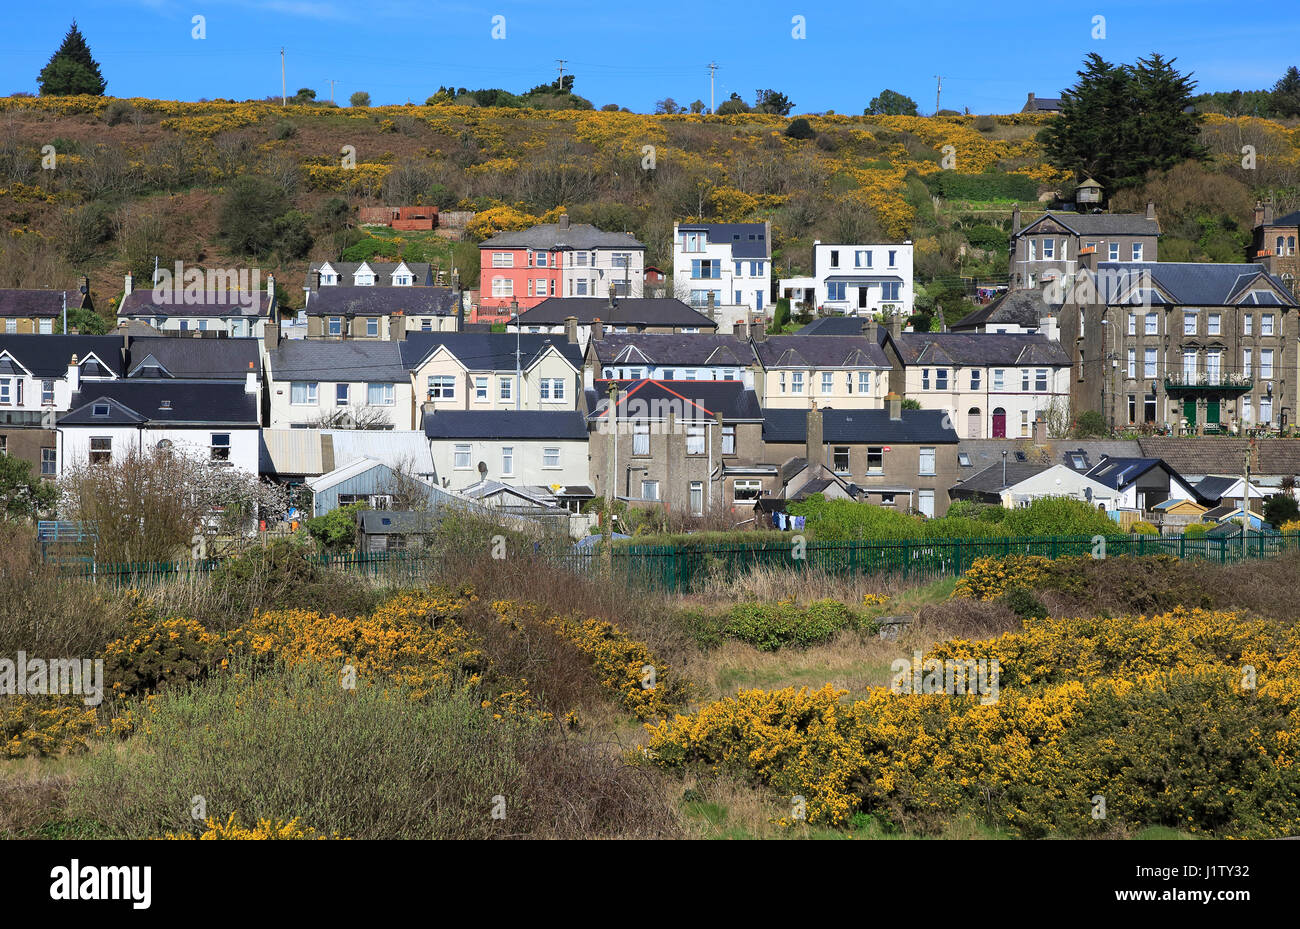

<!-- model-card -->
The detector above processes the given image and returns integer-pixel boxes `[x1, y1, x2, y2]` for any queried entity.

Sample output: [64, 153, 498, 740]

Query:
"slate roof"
[1084, 456, 1198, 495]
[0, 289, 85, 317]
[0, 335, 125, 378]
[762, 408, 958, 444]
[400, 332, 583, 371]
[752, 335, 890, 369]
[305, 261, 434, 289]
[950, 290, 1054, 331]
[1018, 212, 1159, 238]
[423, 410, 588, 441]
[586, 379, 763, 422]
[517, 297, 717, 329]
[126, 336, 260, 379]
[304, 286, 459, 317]
[269, 340, 407, 382]
[888, 332, 1070, 366]
[796, 316, 872, 336]
[950, 461, 1049, 497]
[1193, 475, 1238, 501]
[1269, 210, 1300, 228]
[957, 439, 1143, 475]
[119, 289, 273, 318]
[479, 222, 645, 251]
[1091, 262, 1297, 307]
[59, 382, 258, 426]
[591, 333, 754, 367]
[675, 222, 770, 258]
[1137, 437, 1300, 480]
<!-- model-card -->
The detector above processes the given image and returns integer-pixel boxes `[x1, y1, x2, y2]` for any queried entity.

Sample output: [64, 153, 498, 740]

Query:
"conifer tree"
[37, 20, 106, 96]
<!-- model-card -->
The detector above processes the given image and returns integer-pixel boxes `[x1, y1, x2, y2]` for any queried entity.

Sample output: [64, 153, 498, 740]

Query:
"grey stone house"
[1010, 204, 1160, 290]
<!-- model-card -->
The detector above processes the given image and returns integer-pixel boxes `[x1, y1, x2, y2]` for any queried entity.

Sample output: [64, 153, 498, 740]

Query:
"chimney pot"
[124, 272, 133, 297]
[1145, 200, 1156, 222]
[591, 317, 604, 341]
[887, 391, 902, 421]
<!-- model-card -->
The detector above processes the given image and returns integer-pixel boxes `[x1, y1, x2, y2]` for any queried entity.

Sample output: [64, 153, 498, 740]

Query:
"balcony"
[1163, 373, 1253, 396]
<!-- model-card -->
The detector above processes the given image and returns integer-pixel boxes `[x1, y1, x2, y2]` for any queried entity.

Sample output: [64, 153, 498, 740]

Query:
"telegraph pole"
[934, 75, 942, 115]
[556, 59, 567, 89]
[326, 78, 340, 103]
[708, 62, 718, 113]
[280, 48, 286, 105]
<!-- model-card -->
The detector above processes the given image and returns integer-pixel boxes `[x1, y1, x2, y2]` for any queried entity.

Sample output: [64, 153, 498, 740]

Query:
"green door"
[1206, 400, 1220, 429]
[1183, 398, 1197, 428]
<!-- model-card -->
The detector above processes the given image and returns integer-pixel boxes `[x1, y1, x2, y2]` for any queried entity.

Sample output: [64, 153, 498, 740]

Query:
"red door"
[992, 408, 1006, 438]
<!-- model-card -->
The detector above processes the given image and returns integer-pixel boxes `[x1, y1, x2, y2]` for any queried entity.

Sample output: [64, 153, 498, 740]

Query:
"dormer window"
[159, 400, 172, 410]
[92, 403, 110, 417]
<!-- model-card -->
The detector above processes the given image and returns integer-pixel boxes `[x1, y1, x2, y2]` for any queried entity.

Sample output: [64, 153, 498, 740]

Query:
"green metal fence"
[60, 551, 441, 589]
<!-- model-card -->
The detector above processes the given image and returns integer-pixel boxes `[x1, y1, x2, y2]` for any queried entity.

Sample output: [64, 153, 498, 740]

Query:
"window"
[690, 481, 704, 516]
[536, 279, 547, 297]
[0, 379, 9, 404]
[833, 446, 850, 472]
[426, 375, 455, 400]
[492, 252, 513, 268]
[1035, 369, 1048, 392]
[1183, 351, 1197, 379]
[89, 436, 111, 464]
[936, 369, 949, 390]
[1261, 397, 1273, 424]
[632, 423, 650, 456]
[640, 480, 659, 501]
[41, 447, 56, 476]
[1128, 348, 1136, 378]
[1109, 242, 1119, 261]
[1042, 239, 1055, 260]
[917, 489, 935, 518]
[919, 447, 935, 475]
[210, 433, 231, 461]
[821, 372, 833, 394]
[1208, 313, 1220, 336]
[734, 260, 744, 277]
[827, 281, 846, 301]
[501, 446, 513, 476]
[1184, 312, 1197, 335]
[1206, 351, 1221, 382]
[365, 317, 379, 337]
[1242, 313, 1254, 336]
[576, 279, 589, 296]
[543, 447, 560, 469]
[291, 382, 318, 405]
[1144, 393, 1157, 423]
[970, 369, 981, 391]
[454, 444, 471, 469]
[1261, 349, 1274, 380]
[1021, 369, 1030, 391]
[536, 251, 549, 267]
[791, 372, 804, 394]
[686, 424, 705, 455]
[922, 369, 931, 390]
[3, 320, 13, 333]
[734, 479, 762, 501]
[690, 259, 721, 279]
[41, 380, 54, 405]
[829, 249, 840, 268]
[680, 231, 705, 252]
[1243, 348, 1252, 378]
[1262, 314, 1275, 336]
[992, 369, 1004, 390]
[92, 402, 110, 417]
[1145, 313, 1158, 335]
[1132, 243, 1144, 261]
[38, 319, 53, 334]
[881, 281, 901, 301]
[1127, 313, 1136, 336]
[1144, 348, 1157, 379]
[855, 250, 871, 268]
[539, 378, 566, 402]
[421, 318, 433, 332]
[1128, 394, 1136, 424]
[491, 278, 513, 298]
[475, 377, 488, 401]
[499, 378, 512, 401]
[367, 383, 395, 406]
[859, 371, 872, 394]
[336, 383, 349, 406]
[614, 253, 631, 269]
[327, 317, 343, 336]
[888, 250, 897, 267]
[865, 447, 884, 474]
[722, 425, 735, 455]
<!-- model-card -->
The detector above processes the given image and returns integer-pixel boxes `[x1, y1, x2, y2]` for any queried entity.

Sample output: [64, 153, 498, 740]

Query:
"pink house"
[478, 215, 646, 318]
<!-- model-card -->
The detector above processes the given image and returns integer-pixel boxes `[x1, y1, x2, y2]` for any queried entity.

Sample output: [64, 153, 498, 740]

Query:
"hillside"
[0, 95, 1297, 318]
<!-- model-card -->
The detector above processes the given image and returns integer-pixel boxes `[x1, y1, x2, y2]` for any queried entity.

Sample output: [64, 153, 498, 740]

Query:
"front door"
[1183, 398, 1196, 429]
[858, 287, 868, 309]
[1206, 400, 1220, 430]
[992, 408, 1006, 438]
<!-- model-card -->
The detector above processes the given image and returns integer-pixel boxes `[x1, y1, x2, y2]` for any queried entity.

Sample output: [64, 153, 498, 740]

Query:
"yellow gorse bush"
[2, 697, 98, 758]
[163, 812, 346, 840]
[951, 555, 1051, 601]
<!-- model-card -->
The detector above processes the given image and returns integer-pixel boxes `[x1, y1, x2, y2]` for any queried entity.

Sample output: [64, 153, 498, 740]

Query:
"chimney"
[889, 313, 901, 340]
[1032, 413, 1047, 445]
[1144, 200, 1156, 222]
[863, 318, 878, 343]
[583, 366, 594, 390]
[124, 272, 133, 297]
[732, 318, 747, 337]
[706, 291, 715, 314]
[389, 310, 405, 341]
[245, 361, 258, 394]
[1254, 200, 1265, 228]
[607, 283, 617, 312]
[1011, 205, 1021, 235]
[267, 273, 276, 300]
[451, 267, 460, 291]
[750, 318, 767, 342]
[67, 354, 80, 394]
[559, 213, 570, 231]
[887, 391, 902, 421]
[1264, 199, 1275, 225]
[805, 403, 824, 469]
[1078, 244, 1099, 273]
[266, 314, 281, 350]
[565, 315, 578, 344]
[591, 317, 604, 341]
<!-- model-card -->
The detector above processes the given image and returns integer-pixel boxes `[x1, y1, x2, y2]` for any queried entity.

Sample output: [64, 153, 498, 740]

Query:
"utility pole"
[280, 48, 286, 106]
[325, 78, 340, 104]
[934, 75, 942, 115]
[556, 59, 567, 89]
[707, 62, 718, 113]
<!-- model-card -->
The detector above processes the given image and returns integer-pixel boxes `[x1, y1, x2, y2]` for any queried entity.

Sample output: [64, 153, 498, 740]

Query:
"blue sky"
[2, 1, 1297, 114]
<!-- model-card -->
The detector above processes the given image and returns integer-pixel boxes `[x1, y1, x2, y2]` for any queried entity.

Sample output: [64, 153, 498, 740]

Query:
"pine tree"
[37, 20, 106, 96]
[1272, 66, 1300, 118]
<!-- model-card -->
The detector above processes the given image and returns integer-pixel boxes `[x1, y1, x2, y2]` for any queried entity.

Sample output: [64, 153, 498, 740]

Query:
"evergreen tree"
[37, 20, 106, 96]
[1040, 52, 1203, 190]
[1273, 66, 1300, 118]
[865, 89, 918, 116]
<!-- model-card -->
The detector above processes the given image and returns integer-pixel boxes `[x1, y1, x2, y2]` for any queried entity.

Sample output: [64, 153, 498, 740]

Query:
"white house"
[57, 378, 260, 476]
[116, 273, 277, 339]
[423, 409, 590, 493]
[1000, 464, 1121, 510]
[673, 222, 771, 313]
[1083, 456, 1202, 512]
[266, 340, 415, 430]
[777, 240, 914, 317]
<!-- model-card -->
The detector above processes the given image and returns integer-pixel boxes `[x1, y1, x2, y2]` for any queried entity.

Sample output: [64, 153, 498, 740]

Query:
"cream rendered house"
[751, 335, 891, 410]
[401, 332, 584, 413]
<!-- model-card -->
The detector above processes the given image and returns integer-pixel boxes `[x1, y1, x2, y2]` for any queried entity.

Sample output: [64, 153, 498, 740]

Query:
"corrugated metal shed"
[260, 429, 435, 480]
[259, 429, 324, 476]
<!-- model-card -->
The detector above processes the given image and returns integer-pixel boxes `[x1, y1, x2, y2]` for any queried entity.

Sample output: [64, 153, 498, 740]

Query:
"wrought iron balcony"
[1163, 373, 1253, 394]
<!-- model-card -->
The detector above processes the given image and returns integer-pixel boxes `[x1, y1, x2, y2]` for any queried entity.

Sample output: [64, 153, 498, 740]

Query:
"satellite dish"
[477, 461, 488, 477]
[156, 439, 173, 450]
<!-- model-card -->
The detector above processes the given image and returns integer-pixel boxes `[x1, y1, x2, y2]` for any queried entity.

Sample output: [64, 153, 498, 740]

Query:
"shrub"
[2, 697, 98, 759]
[1072, 409, 1109, 437]
[1131, 521, 1160, 535]
[1182, 522, 1209, 537]
[784, 118, 816, 140]
[164, 813, 343, 840]
[102, 602, 222, 699]
[999, 586, 1047, 621]
[924, 172, 1037, 202]
[723, 599, 861, 651]
[972, 115, 996, 132]
[206, 538, 378, 624]
[952, 555, 1051, 601]
[1263, 494, 1299, 527]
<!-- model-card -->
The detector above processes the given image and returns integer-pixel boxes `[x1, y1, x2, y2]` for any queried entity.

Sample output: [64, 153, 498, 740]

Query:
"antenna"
[934, 75, 943, 115]
[707, 62, 718, 113]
